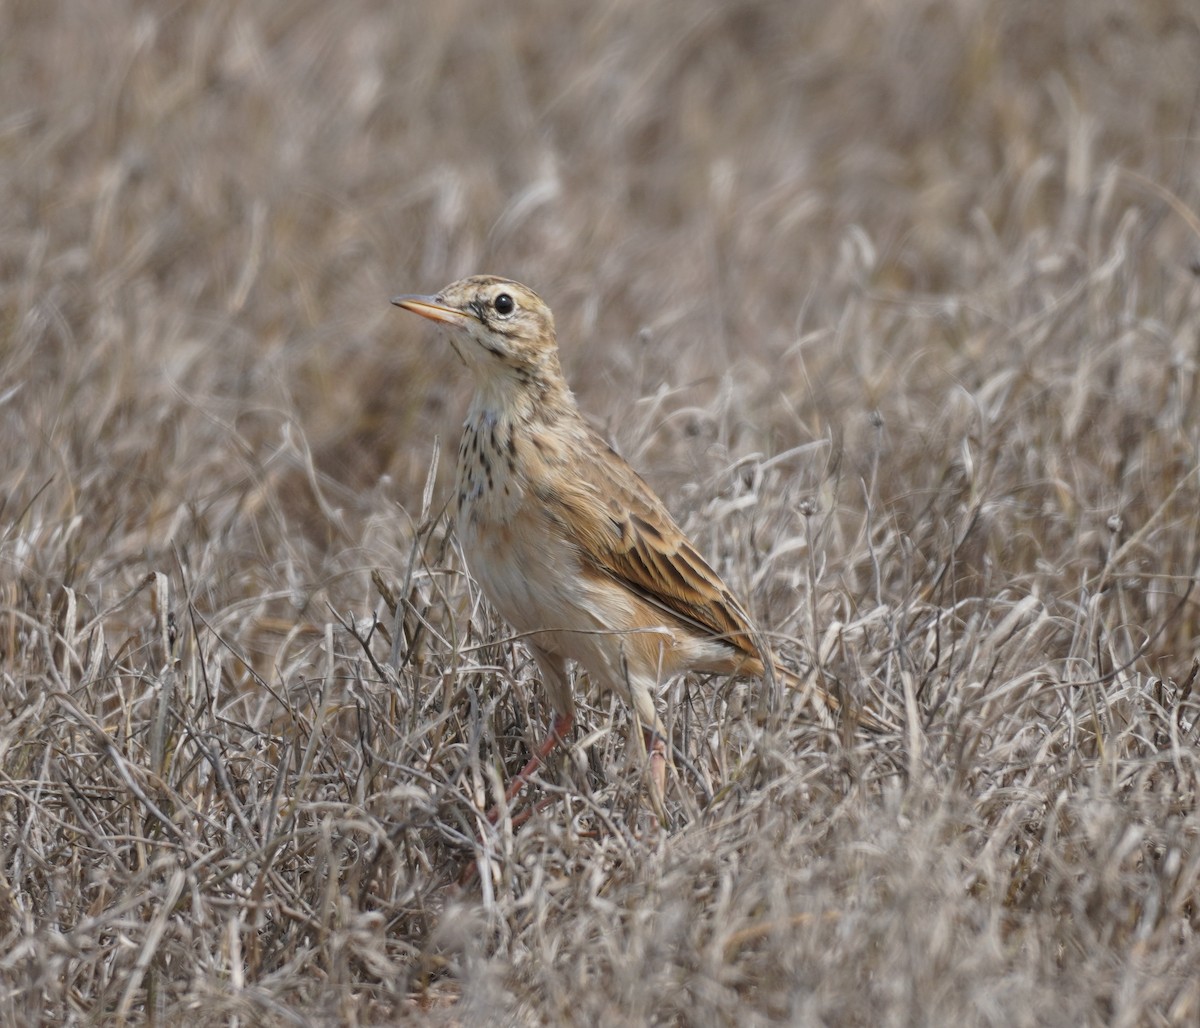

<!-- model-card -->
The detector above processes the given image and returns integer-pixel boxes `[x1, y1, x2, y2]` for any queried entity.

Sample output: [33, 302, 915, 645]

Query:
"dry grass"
[3, 0, 1200, 1023]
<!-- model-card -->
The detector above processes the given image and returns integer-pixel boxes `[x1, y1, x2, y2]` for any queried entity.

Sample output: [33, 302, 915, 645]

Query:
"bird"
[391, 275, 884, 819]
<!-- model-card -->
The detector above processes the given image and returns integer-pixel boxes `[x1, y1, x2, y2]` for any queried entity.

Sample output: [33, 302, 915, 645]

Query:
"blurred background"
[5, 0, 1196, 538]
[3, 2, 1200, 1021]
[6, 0, 1199, 669]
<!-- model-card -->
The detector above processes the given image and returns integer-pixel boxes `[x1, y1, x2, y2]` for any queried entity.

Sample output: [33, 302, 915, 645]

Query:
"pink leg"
[488, 711, 574, 821]
[644, 727, 668, 819]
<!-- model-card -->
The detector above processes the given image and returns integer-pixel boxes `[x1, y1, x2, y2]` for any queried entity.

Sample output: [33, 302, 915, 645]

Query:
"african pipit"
[392, 276, 882, 817]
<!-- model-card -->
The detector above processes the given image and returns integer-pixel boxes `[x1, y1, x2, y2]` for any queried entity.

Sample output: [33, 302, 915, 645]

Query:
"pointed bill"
[390, 294, 474, 327]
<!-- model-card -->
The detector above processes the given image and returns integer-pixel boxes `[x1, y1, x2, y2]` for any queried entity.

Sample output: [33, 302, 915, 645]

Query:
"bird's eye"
[493, 293, 515, 316]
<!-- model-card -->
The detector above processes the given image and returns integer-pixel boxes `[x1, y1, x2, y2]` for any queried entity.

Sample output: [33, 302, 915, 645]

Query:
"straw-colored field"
[3, 1, 1199, 1023]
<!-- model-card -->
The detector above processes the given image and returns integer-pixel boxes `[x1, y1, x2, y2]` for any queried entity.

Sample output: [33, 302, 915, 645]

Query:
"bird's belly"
[457, 506, 598, 649]
[456, 503, 728, 692]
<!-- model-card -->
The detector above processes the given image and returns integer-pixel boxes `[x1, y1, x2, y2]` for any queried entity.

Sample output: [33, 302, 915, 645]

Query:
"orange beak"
[390, 294, 474, 327]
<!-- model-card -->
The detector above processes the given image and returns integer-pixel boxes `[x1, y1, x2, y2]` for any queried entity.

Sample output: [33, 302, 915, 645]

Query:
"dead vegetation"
[2, 0, 1199, 1023]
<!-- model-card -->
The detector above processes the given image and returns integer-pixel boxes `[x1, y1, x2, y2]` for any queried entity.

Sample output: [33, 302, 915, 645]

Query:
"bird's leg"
[461, 714, 573, 885]
[643, 727, 668, 823]
[488, 710, 574, 821]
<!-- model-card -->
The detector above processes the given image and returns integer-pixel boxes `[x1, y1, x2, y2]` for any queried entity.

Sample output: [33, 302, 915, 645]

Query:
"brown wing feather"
[536, 428, 893, 732]
[557, 437, 762, 659]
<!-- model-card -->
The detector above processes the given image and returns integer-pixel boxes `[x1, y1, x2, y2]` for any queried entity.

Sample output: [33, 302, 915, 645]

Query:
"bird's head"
[391, 276, 559, 385]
